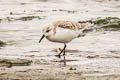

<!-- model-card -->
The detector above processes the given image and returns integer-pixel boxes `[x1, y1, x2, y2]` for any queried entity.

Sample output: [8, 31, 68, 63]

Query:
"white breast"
[46, 27, 79, 43]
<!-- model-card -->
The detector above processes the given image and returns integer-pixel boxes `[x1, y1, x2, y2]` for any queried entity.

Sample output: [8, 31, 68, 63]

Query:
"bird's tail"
[78, 23, 94, 37]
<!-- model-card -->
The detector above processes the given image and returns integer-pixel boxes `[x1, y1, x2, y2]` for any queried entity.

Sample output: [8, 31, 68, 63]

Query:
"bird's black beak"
[39, 35, 45, 43]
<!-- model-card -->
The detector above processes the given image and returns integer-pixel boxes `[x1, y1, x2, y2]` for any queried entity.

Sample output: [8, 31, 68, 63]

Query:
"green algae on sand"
[0, 58, 32, 68]
[0, 40, 6, 47]
[78, 17, 120, 32]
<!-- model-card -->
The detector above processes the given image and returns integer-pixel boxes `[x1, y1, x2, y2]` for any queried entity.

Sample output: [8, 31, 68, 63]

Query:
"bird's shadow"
[52, 48, 81, 59]
[52, 48, 80, 53]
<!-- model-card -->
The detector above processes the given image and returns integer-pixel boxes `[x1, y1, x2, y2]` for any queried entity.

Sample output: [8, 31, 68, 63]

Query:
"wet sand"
[0, 0, 120, 80]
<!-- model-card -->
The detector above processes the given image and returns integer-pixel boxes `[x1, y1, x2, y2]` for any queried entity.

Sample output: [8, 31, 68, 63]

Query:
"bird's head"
[42, 24, 55, 37]
[39, 23, 55, 43]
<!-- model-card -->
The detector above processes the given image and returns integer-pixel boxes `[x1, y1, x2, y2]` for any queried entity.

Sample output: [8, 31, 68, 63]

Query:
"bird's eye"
[46, 30, 49, 32]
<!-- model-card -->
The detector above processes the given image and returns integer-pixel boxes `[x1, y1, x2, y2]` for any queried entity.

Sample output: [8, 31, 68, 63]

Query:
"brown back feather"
[52, 20, 86, 32]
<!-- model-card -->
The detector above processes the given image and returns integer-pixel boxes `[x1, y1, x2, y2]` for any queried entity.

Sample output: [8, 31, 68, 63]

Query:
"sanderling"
[39, 20, 89, 65]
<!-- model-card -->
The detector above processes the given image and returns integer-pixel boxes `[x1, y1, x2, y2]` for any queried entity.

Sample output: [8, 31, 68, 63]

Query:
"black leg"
[55, 43, 67, 66]
[56, 43, 66, 58]
[63, 44, 66, 56]
[63, 44, 66, 66]
[58, 43, 66, 58]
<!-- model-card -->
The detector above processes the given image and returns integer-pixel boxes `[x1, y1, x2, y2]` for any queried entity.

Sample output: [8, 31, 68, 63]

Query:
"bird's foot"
[55, 54, 61, 58]
[55, 48, 62, 58]
[56, 48, 62, 53]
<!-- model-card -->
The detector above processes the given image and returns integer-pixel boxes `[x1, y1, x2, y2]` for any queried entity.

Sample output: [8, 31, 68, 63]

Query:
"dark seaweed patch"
[0, 58, 32, 68]
[0, 40, 6, 47]
[78, 17, 120, 32]
[52, 9, 77, 13]
[16, 16, 43, 21]
[0, 16, 46, 22]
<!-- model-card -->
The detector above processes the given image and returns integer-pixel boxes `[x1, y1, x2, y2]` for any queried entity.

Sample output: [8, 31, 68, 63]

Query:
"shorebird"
[39, 20, 89, 65]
